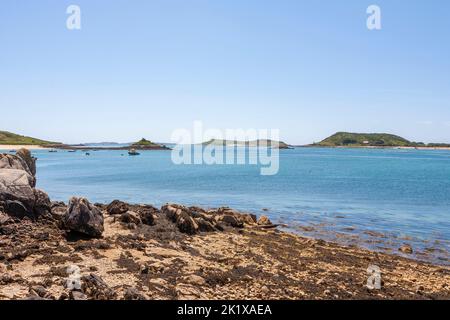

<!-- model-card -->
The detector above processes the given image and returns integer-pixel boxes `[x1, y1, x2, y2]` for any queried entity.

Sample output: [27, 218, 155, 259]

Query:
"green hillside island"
[0, 130, 59, 146]
[202, 139, 292, 149]
[314, 132, 450, 148]
[130, 138, 170, 150]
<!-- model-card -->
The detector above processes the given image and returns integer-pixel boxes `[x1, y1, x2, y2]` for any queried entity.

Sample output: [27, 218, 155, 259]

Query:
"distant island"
[51, 138, 170, 151]
[202, 139, 292, 149]
[0, 130, 60, 146]
[2, 130, 450, 151]
[130, 138, 164, 149]
[311, 132, 450, 148]
[0, 131, 170, 151]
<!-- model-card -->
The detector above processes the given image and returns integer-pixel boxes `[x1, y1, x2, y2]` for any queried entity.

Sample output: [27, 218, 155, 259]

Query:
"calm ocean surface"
[5, 147, 449, 263]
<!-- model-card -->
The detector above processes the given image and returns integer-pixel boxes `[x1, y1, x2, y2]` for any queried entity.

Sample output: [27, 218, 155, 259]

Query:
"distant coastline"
[295, 145, 450, 150]
[2, 130, 450, 152]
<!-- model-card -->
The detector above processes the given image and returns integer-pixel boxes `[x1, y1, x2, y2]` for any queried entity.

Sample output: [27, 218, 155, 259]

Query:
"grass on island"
[314, 132, 448, 147]
[0, 130, 59, 146]
[131, 138, 161, 147]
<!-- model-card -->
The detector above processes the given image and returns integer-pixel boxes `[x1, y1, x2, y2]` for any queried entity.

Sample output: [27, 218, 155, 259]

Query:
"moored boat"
[128, 148, 140, 156]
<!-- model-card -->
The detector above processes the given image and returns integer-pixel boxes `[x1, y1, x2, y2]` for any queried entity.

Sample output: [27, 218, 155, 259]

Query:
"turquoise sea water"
[3, 147, 449, 264]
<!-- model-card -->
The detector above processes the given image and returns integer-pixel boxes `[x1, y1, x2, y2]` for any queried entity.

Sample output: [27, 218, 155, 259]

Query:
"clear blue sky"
[1, 0, 449, 144]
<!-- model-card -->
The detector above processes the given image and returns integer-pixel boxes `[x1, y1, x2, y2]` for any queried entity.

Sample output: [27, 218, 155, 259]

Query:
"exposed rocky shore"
[1, 150, 449, 300]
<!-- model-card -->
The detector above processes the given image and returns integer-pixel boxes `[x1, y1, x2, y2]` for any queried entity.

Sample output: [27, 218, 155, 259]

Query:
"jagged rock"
[62, 197, 104, 238]
[163, 204, 272, 234]
[163, 204, 182, 221]
[163, 204, 199, 235]
[16, 148, 36, 178]
[0, 152, 36, 187]
[81, 274, 116, 300]
[94, 203, 106, 210]
[257, 215, 272, 226]
[136, 205, 157, 226]
[117, 211, 142, 225]
[106, 200, 129, 215]
[220, 214, 244, 228]
[51, 201, 68, 221]
[3, 200, 30, 219]
[124, 287, 148, 300]
[241, 214, 257, 225]
[176, 211, 199, 235]
[51, 201, 66, 208]
[0, 169, 36, 216]
[0, 150, 52, 220]
[33, 189, 51, 217]
[196, 217, 217, 232]
[216, 207, 257, 227]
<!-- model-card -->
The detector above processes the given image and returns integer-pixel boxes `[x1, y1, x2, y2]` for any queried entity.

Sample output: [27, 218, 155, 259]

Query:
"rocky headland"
[0, 150, 449, 300]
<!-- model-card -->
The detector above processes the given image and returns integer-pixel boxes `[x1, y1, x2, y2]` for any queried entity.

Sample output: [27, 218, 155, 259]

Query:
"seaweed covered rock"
[162, 204, 199, 235]
[136, 205, 158, 226]
[162, 204, 265, 235]
[62, 197, 104, 237]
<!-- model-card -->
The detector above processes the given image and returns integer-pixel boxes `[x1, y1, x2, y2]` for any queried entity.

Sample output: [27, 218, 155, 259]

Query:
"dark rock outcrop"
[33, 189, 52, 217]
[162, 204, 199, 235]
[136, 205, 157, 226]
[219, 213, 244, 228]
[176, 211, 199, 235]
[62, 197, 104, 238]
[16, 148, 36, 177]
[106, 200, 129, 215]
[162, 204, 265, 235]
[117, 211, 142, 225]
[0, 169, 36, 215]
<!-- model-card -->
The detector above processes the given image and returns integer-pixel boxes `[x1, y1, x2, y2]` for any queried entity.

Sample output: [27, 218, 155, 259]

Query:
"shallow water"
[3, 147, 449, 264]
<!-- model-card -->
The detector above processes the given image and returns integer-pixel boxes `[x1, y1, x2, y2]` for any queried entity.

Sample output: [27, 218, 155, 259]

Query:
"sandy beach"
[0, 145, 49, 151]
